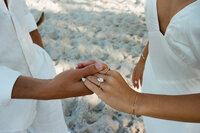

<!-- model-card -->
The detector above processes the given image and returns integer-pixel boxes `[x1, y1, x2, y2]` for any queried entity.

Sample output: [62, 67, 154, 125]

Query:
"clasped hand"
[77, 60, 139, 114]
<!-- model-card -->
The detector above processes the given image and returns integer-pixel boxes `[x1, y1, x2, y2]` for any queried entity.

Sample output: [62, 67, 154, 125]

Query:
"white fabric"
[22, 0, 37, 32]
[142, 0, 200, 132]
[0, 0, 69, 132]
[0, 67, 21, 106]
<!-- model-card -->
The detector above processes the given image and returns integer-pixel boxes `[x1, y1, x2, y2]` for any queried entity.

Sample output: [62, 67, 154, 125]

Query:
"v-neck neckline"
[4, 0, 8, 9]
[155, 0, 198, 36]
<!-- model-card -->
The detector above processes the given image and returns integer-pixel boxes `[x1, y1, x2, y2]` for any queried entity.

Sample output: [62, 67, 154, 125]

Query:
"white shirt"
[0, 0, 69, 132]
[142, 0, 200, 132]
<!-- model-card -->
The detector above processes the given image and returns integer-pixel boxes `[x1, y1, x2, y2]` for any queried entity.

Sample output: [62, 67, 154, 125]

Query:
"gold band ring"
[100, 67, 111, 74]
[105, 67, 110, 74]
[98, 81, 101, 87]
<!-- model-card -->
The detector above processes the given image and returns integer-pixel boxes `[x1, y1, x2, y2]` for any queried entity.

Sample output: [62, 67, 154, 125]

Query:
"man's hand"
[43, 62, 107, 99]
[12, 62, 107, 100]
[76, 60, 102, 69]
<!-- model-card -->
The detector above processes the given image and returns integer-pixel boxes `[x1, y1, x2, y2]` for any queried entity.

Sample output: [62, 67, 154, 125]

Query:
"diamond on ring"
[81, 78, 86, 82]
[97, 77, 104, 83]
[134, 80, 138, 84]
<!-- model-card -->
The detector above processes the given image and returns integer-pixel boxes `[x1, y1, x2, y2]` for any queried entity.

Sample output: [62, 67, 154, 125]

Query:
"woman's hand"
[82, 70, 138, 114]
[132, 42, 149, 89]
[132, 59, 145, 89]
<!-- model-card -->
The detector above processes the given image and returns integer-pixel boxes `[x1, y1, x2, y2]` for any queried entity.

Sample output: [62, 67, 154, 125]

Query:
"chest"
[157, 0, 197, 35]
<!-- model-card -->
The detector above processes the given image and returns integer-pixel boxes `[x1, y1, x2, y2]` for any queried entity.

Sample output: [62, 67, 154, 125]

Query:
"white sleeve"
[23, 0, 38, 32]
[0, 66, 21, 106]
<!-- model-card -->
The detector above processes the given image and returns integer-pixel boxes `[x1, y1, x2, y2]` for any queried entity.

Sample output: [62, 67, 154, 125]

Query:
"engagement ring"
[97, 77, 104, 87]
[97, 77, 104, 83]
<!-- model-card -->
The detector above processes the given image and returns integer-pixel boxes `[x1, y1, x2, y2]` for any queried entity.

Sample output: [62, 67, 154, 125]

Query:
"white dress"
[142, 0, 200, 132]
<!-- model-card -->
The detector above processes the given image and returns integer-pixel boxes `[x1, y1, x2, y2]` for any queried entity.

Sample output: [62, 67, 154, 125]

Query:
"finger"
[78, 62, 106, 77]
[135, 73, 139, 89]
[72, 82, 93, 96]
[133, 79, 138, 89]
[76, 60, 96, 69]
[132, 76, 136, 88]
[86, 76, 106, 89]
[134, 79, 139, 89]
[137, 80, 139, 89]
[106, 70, 119, 76]
[132, 74, 137, 88]
[132, 69, 136, 86]
[83, 78, 104, 99]
[140, 75, 143, 87]
[99, 67, 110, 74]
[93, 73, 108, 80]
[77, 60, 108, 70]
[76, 63, 84, 69]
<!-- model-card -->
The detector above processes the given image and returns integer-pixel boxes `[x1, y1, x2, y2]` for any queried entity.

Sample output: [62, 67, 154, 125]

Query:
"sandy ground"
[27, 0, 148, 132]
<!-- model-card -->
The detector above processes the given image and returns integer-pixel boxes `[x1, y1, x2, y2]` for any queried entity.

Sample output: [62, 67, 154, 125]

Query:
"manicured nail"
[82, 78, 86, 82]
[95, 62, 102, 70]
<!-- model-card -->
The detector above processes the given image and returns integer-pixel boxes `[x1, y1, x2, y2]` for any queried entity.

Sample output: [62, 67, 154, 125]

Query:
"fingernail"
[82, 78, 86, 82]
[95, 63, 102, 70]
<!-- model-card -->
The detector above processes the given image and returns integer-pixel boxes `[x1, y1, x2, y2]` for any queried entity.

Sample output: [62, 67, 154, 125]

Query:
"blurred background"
[27, 0, 147, 132]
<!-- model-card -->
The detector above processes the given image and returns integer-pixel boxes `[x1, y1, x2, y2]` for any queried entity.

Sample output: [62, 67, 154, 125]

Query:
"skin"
[83, 71, 200, 123]
[4, 0, 108, 99]
[30, 30, 44, 48]
[19, 31, 107, 99]
[132, 42, 148, 89]
[133, 0, 197, 89]
[12, 62, 107, 100]
[157, 0, 197, 35]
[79, 0, 200, 123]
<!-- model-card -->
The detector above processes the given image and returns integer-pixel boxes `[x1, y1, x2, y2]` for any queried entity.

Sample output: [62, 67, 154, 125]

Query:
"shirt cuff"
[25, 12, 38, 32]
[0, 67, 21, 106]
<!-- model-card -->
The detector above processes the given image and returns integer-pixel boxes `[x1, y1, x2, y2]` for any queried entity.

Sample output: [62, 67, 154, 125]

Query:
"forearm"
[12, 75, 92, 100]
[30, 29, 44, 48]
[135, 93, 200, 122]
[12, 76, 50, 99]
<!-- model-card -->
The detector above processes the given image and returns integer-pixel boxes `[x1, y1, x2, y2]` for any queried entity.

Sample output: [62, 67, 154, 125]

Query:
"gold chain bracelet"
[132, 93, 139, 117]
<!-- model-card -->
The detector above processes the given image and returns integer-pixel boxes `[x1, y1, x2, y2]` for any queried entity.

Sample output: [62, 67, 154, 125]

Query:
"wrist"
[134, 93, 146, 116]
[132, 92, 143, 115]
[35, 79, 59, 100]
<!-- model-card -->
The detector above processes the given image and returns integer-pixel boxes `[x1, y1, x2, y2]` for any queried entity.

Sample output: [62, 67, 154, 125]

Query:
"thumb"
[78, 62, 106, 77]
